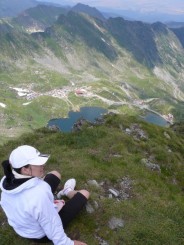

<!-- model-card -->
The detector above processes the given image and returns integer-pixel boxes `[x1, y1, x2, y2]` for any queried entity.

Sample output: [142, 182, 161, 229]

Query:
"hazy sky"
[40, 0, 184, 14]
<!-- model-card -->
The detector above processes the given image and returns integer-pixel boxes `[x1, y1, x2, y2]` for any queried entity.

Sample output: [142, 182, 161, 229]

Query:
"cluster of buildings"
[163, 113, 174, 124]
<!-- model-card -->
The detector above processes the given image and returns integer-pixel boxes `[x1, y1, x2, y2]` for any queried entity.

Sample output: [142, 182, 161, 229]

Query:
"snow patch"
[23, 102, 32, 106]
[0, 102, 6, 108]
[12, 87, 30, 93]
[18, 92, 27, 97]
[11, 87, 31, 97]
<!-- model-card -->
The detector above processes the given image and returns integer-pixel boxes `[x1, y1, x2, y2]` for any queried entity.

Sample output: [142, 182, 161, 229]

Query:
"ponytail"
[2, 160, 14, 183]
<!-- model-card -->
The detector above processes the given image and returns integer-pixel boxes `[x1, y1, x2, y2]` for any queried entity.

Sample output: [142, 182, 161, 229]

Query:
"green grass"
[0, 114, 184, 244]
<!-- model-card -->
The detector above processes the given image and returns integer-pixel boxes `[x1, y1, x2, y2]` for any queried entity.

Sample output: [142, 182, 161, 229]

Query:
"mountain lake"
[47, 107, 169, 132]
[47, 106, 108, 132]
[143, 111, 169, 127]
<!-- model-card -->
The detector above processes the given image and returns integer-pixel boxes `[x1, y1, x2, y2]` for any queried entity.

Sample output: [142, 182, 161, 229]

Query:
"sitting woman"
[0, 145, 89, 245]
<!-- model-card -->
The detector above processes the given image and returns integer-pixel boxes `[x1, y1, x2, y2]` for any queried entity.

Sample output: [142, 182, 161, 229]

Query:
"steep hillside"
[0, 19, 41, 58]
[53, 11, 117, 60]
[12, 4, 68, 33]
[171, 27, 184, 48]
[107, 17, 162, 68]
[0, 114, 184, 244]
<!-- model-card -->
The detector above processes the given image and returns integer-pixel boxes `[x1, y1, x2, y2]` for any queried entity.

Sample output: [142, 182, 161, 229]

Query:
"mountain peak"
[151, 22, 168, 34]
[71, 3, 105, 21]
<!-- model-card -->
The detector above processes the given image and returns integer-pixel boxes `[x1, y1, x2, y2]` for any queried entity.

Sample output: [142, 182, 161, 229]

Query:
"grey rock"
[86, 203, 95, 214]
[125, 128, 131, 134]
[120, 176, 132, 189]
[146, 162, 161, 172]
[86, 200, 99, 214]
[112, 154, 122, 158]
[126, 123, 148, 140]
[164, 131, 171, 140]
[119, 124, 123, 131]
[141, 158, 147, 164]
[109, 188, 120, 197]
[99, 181, 105, 186]
[172, 178, 177, 185]
[48, 125, 60, 131]
[108, 194, 113, 199]
[87, 179, 100, 188]
[108, 217, 125, 230]
[93, 200, 99, 209]
[120, 191, 130, 200]
[95, 235, 109, 245]
[141, 158, 161, 172]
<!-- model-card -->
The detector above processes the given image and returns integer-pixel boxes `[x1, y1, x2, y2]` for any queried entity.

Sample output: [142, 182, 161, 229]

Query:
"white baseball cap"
[9, 145, 50, 169]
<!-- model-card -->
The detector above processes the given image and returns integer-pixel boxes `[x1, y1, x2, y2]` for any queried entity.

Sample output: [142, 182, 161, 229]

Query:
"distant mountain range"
[0, 3, 184, 143]
[7, 4, 184, 70]
[1, 0, 184, 24]
[0, 0, 37, 17]
[101, 8, 184, 24]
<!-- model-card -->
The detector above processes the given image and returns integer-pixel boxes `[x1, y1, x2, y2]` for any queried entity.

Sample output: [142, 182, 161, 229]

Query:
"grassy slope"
[0, 114, 184, 244]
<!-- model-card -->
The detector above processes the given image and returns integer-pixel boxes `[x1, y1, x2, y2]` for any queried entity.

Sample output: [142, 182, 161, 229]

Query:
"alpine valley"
[0, 2, 184, 144]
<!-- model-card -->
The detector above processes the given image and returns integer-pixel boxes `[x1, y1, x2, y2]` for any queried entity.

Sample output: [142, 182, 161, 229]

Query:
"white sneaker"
[57, 178, 76, 198]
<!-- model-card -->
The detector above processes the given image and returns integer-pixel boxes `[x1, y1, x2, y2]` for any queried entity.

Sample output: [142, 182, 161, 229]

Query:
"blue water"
[47, 106, 107, 132]
[143, 112, 169, 127]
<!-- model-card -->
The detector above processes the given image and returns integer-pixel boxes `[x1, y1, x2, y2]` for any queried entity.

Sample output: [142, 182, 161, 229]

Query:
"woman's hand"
[74, 240, 87, 245]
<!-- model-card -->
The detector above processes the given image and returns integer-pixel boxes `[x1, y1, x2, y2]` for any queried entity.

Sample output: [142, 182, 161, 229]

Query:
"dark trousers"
[30, 174, 87, 243]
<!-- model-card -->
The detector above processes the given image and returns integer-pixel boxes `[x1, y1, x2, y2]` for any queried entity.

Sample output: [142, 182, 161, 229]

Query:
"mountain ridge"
[12, 4, 69, 33]
[71, 3, 105, 21]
